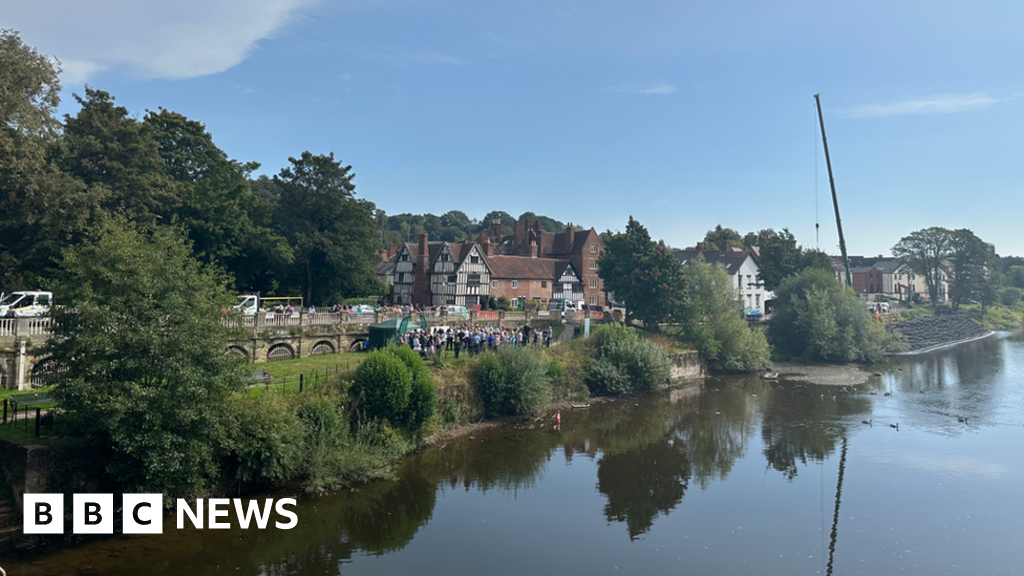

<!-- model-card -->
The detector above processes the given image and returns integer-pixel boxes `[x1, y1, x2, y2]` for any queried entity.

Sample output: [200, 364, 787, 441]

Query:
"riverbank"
[770, 362, 875, 386]
[887, 312, 992, 353]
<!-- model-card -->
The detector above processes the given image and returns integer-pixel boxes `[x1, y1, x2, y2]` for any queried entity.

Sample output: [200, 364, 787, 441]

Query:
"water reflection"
[7, 333, 1024, 575]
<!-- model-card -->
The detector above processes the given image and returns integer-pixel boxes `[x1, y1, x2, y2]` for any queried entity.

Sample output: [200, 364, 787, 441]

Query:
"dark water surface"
[5, 333, 1024, 575]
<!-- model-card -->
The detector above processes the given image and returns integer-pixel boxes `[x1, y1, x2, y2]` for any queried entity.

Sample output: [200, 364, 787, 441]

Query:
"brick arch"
[310, 340, 335, 356]
[225, 346, 250, 361]
[267, 343, 295, 361]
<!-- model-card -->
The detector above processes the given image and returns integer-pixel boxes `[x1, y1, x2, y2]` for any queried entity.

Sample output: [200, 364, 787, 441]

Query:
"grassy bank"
[897, 302, 1024, 331]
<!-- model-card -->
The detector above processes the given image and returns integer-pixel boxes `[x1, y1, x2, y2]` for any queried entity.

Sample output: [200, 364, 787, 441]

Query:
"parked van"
[0, 290, 53, 317]
[235, 294, 259, 315]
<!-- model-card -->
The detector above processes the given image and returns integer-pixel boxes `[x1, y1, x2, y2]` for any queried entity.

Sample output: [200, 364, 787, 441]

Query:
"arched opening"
[311, 341, 335, 356]
[267, 344, 295, 361]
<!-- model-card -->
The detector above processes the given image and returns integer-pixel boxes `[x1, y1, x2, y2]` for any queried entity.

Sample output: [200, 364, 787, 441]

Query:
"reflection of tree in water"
[597, 438, 691, 540]
[594, 379, 762, 539]
[339, 471, 437, 555]
[417, 428, 561, 494]
[760, 386, 869, 480]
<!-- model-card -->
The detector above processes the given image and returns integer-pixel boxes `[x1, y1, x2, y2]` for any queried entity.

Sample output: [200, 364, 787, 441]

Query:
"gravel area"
[771, 362, 874, 386]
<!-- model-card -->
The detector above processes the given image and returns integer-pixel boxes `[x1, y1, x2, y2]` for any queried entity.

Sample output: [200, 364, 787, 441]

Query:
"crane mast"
[814, 94, 853, 288]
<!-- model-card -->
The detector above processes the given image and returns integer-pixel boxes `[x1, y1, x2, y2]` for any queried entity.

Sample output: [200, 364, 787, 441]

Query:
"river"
[4, 332, 1024, 575]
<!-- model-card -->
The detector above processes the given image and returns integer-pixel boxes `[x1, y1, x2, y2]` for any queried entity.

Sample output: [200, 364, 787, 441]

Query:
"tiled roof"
[673, 250, 749, 274]
[487, 256, 570, 280]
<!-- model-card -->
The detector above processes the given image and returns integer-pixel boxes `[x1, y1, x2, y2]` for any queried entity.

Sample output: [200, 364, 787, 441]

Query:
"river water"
[5, 332, 1024, 575]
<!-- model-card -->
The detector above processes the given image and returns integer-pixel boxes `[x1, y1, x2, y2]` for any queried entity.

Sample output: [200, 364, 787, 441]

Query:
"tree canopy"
[42, 218, 240, 496]
[769, 268, 897, 362]
[598, 216, 686, 329]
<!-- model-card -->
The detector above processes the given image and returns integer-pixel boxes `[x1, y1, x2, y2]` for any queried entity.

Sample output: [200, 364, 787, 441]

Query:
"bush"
[1002, 286, 1023, 307]
[350, 345, 437, 433]
[770, 268, 898, 362]
[351, 348, 412, 423]
[474, 348, 552, 417]
[547, 338, 592, 400]
[223, 396, 304, 486]
[586, 324, 671, 396]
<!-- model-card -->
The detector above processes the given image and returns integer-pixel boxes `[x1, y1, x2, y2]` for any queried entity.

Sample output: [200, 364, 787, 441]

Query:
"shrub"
[474, 348, 552, 417]
[587, 323, 671, 396]
[350, 345, 437, 433]
[1002, 286, 1023, 307]
[350, 348, 412, 424]
[223, 396, 304, 486]
[547, 338, 592, 400]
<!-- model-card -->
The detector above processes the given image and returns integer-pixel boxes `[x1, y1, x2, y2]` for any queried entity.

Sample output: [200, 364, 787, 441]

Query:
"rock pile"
[887, 313, 990, 352]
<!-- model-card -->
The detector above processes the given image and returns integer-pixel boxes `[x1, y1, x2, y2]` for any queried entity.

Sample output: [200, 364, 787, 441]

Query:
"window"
[492, 280, 499, 288]
[589, 261, 597, 270]
[448, 275, 457, 283]
[590, 279, 598, 288]
[755, 294, 760, 307]
[511, 298, 518, 308]
[541, 281, 547, 288]
[512, 280, 518, 289]
[589, 296, 598, 305]
[590, 245, 597, 253]
[564, 283, 572, 291]
[470, 256, 479, 264]
[467, 273, 481, 287]
[746, 275, 752, 286]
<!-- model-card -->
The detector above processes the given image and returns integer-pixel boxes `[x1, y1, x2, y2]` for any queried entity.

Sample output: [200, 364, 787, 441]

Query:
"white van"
[235, 294, 259, 315]
[0, 291, 53, 317]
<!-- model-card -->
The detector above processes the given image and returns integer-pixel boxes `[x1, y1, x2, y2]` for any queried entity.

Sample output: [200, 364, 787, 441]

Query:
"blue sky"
[5, 0, 1023, 257]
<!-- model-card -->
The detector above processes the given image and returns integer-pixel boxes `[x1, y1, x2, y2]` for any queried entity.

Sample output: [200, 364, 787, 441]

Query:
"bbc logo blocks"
[24, 494, 163, 534]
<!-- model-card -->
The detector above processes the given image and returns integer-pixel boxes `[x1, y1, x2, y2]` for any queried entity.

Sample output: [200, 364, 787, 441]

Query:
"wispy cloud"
[351, 44, 466, 67]
[7, 0, 316, 82]
[603, 82, 677, 95]
[843, 93, 997, 118]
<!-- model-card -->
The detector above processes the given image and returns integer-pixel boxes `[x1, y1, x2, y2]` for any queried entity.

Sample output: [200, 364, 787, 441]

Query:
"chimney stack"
[530, 241, 538, 258]
[696, 242, 706, 254]
[418, 233, 428, 257]
[724, 240, 732, 252]
[479, 231, 491, 257]
[387, 244, 398, 258]
[490, 220, 503, 243]
[566, 222, 575, 249]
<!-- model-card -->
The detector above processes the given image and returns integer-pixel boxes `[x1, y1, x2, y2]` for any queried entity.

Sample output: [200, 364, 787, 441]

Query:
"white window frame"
[511, 280, 518, 289]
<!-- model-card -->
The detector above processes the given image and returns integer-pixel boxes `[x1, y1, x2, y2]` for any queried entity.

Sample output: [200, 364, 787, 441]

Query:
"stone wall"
[669, 350, 704, 384]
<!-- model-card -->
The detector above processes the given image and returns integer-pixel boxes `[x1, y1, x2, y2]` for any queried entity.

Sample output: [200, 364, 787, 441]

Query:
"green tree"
[0, 29, 62, 137]
[481, 210, 515, 236]
[598, 216, 686, 329]
[703, 224, 744, 251]
[751, 228, 834, 292]
[42, 218, 240, 497]
[60, 88, 178, 224]
[769, 268, 895, 362]
[144, 108, 293, 292]
[892, 227, 953, 305]
[0, 31, 93, 287]
[946, 229, 997, 310]
[678, 256, 771, 372]
[273, 152, 381, 303]
[1007, 266, 1024, 290]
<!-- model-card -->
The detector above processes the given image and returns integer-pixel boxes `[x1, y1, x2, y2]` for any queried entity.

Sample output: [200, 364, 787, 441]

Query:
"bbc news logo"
[23, 494, 298, 534]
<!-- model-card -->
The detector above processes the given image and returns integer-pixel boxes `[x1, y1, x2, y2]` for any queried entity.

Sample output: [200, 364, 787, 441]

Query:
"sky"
[4, 0, 1023, 257]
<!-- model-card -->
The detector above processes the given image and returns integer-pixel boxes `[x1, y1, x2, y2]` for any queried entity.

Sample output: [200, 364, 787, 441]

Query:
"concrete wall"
[668, 350, 704, 384]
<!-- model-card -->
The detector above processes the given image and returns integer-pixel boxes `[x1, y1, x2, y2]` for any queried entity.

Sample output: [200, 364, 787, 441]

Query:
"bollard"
[35, 408, 40, 437]
[300, 373, 304, 393]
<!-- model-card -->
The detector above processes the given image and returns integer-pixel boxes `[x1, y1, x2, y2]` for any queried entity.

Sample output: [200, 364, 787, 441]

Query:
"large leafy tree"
[892, 227, 953, 305]
[144, 108, 292, 292]
[945, 228, 1001, 311]
[679, 256, 771, 372]
[598, 216, 686, 329]
[769, 268, 896, 362]
[750, 228, 833, 292]
[273, 151, 381, 303]
[0, 30, 94, 288]
[60, 88, 179, 224]
[42, 218, 240, 496]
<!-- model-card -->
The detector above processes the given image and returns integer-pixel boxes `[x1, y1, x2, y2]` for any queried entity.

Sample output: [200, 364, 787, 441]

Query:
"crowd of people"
[398, 324, 555, 359]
